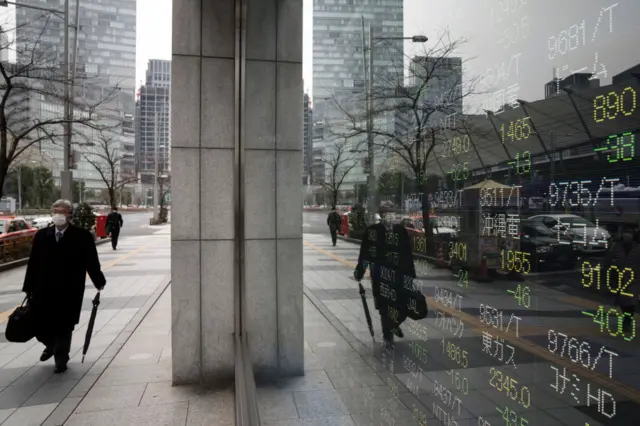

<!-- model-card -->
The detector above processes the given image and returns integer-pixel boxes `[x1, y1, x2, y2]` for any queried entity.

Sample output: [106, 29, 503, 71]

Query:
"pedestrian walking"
[22, 199, 106, 373]
[353, 209, 415, 343]
[604, 226, 640, 333]
[327, 206, 342, 246]
[106, 207, 124, 250]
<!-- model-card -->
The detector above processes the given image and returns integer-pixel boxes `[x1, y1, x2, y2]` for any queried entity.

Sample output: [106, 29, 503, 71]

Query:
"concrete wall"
[170, 0, 304, 385]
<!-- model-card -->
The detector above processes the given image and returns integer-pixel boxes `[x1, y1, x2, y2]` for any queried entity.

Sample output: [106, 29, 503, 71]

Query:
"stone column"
[171, 0, 303, 385]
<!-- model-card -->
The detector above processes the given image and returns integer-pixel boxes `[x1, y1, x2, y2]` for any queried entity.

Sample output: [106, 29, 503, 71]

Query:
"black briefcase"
[5, 297, 35, 343]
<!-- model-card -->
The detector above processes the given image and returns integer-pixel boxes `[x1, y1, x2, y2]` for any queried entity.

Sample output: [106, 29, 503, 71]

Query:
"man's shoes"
[54, 364, 68, 374]
[40, 348, 54, 362]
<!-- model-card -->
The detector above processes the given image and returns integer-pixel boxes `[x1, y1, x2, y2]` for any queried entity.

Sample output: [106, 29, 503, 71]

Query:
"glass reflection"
[310, 0, 640, 425]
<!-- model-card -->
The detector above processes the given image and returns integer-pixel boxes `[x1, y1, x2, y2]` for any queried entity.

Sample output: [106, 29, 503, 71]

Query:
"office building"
[303, 93, 313, 185]
[312, 0, 403, 189]
[137, 59, 171, 185]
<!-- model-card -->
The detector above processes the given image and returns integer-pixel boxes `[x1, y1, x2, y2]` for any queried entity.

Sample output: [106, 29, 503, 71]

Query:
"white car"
[30, 216, 52, 229]
[526, 214, 611, 253]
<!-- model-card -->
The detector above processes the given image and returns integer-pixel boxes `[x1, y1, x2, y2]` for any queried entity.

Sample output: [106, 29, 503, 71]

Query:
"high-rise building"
[15, 0, 137, 114]
[11, 0, 136, 192]
[137, 59, 171, 182]
[312, 0, 404, 189]
[312, 0, 403, 101]
[303, 93, 313, 185]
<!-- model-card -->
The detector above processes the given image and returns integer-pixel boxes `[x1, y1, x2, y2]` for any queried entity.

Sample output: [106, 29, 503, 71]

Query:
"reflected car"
[30, 216, 52, 229]
[526, 213, 611, 254]
[520, 220, 577, 272]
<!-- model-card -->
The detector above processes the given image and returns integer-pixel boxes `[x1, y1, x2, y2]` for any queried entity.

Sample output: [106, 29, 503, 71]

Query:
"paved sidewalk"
[0, 231, 171, 426]
[302, 233, 640, 426]
[64, 288, 234, 426]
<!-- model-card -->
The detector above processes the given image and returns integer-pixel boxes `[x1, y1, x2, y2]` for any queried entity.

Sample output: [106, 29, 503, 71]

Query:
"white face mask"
[51, 214, 67, 227]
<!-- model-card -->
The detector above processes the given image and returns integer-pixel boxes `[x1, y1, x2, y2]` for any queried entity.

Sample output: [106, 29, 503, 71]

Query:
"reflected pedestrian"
[22, 199, 106, 373]
[354, 209, 416, 343]
[106, 207, 124, 250]
[327, 206, 342, 247]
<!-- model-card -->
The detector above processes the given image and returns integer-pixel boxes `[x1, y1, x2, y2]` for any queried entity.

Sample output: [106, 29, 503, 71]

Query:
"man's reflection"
[354, 208, 416, 343]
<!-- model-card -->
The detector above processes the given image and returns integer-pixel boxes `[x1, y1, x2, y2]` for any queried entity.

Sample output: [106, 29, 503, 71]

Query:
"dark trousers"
[380, 312, 399, 343]
[330, 228, 337, 246]
[37, 329, 73, 366]
[111, 228, 120, 249]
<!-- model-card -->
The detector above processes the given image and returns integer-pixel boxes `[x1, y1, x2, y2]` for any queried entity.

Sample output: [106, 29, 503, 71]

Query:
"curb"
[43, 276, 172, 426]
[0, 238, 112, 273]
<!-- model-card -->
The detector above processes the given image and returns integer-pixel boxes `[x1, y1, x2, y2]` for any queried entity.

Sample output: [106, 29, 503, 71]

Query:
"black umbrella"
[358, 281, 375, 342]
[81, 291, 101, 363]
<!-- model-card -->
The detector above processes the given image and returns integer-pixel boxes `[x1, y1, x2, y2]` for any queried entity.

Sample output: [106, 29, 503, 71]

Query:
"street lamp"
[360, 16, 427, 223]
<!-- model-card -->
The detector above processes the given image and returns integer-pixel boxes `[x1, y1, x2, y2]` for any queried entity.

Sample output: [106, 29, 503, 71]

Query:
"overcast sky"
[126, 0, 640, 101]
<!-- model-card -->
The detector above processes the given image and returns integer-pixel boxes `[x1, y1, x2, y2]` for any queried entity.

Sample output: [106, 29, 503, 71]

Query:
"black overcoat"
[355, 223, 416, 321]
[22, 224, 106, 331]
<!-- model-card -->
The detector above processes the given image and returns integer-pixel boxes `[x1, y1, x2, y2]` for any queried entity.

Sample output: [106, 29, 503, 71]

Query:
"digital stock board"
[345, 1, 640, 426]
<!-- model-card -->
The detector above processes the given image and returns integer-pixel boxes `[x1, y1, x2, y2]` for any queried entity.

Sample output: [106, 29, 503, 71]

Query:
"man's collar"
[55, 224, 69, 235]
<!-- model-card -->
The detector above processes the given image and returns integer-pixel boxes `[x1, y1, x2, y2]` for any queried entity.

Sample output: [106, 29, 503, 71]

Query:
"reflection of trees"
[333, 31, 482, 235]
[319, 138, 357, 207]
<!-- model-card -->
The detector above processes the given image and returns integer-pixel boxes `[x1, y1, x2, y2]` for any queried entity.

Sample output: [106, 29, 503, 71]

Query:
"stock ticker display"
[355, 1, 640, 426]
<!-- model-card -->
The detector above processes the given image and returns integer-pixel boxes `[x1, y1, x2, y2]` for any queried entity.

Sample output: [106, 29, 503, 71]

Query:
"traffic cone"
[435, 242, 446, 269]
[474, 251, 491, 282]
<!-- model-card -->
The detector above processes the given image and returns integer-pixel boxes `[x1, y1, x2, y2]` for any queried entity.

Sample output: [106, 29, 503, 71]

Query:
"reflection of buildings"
[425, 65, 640, 192]
[303, 93, 313, 185]
[312, 0, 404, 195]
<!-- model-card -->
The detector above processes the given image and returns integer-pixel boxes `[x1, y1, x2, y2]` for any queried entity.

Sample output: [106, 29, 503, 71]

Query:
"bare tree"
[332, 31, 482, 236]
[319, 138, 357, 207]
[0, 18, 121, 198]
[84, 134, 136, 209]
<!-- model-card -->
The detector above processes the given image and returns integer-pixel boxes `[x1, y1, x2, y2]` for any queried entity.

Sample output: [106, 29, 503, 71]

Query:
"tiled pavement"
[4, 227, 640, 425]
[0, 228, 171, 425]
[301, 233, 640, 426]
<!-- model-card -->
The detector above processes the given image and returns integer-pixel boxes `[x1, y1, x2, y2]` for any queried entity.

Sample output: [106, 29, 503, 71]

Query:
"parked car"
[526, 214, 611, 254]
[30, 216, 52, 229]
[520, 219, 577, 272]
[0, 216, 38, 262]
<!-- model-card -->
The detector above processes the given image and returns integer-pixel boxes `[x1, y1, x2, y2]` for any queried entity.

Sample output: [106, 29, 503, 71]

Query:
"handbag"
[404, 279, 428, 320]
[105, 223, 112, 235]
[5, 296, 36, 343]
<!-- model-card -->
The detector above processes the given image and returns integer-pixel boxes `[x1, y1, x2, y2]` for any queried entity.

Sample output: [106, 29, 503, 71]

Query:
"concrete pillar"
[170, 0, 304, 385]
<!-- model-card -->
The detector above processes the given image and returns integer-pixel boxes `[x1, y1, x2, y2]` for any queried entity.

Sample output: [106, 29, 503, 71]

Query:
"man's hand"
[354, 269, 363, 282]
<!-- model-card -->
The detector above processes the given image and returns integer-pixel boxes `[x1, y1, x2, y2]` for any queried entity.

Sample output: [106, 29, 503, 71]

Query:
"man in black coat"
[106, 207, 124, 250]
[327, 206, 342, 246]
[354, 210, 416, 343]
[23, 199, 106, 373]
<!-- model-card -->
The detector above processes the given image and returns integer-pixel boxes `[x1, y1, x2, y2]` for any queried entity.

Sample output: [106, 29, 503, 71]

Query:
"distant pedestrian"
[327, 206, 342, 246]
[106, 207, 124, 250]
[22, 199, 106, 373]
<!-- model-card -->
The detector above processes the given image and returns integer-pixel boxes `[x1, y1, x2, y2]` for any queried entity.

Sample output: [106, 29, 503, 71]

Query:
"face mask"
[52, 214, 67, 227]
